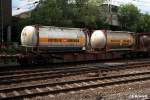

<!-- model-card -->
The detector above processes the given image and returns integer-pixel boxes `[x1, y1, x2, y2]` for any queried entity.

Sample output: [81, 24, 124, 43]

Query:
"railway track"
[1, 58, 150, 75]
[0, 61, 150, 85]
[0, 71, 150, 99]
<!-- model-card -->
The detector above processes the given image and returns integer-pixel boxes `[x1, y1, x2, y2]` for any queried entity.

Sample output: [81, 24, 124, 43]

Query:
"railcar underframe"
[16, 49, 150, 66]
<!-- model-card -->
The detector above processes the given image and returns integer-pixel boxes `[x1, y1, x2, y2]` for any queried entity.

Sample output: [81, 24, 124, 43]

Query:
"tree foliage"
[30, 0, 106, 28]
[118, 4, 150, 32]
[137, 13, 150, 32]
[118, 4, 140, 32]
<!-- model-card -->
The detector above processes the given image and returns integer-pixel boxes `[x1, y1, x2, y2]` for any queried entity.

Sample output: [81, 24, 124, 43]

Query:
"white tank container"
[90, 30, 135, 50]
[21, 26, 87, 50]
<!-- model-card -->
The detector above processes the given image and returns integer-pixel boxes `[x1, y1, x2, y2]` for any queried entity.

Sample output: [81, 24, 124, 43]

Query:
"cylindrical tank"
[140, 35, 150, 48]
[21, 26, 87, 50]
[90, 30, 106, 49]
[21, 26, 37, 46]
[90, 30, 135, 50]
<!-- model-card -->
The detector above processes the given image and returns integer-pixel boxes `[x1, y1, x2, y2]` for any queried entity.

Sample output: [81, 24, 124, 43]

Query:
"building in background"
[0, 0, 12, 43]
[15, 11, 31, 19]
[101, 4, 119, 26]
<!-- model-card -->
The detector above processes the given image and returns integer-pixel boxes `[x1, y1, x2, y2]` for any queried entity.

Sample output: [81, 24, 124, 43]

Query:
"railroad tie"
[13, 91, 20, 96]
[69, 91, 76, 94]
[58, 93, 65, 96]
[109, 79, 118, 81]
[89, 88, 94, 91]
[25, 89, 32, 94]
[83, 82, 90, 85]
[97, 80, 105, 83]
[48, 94, 55, 98]
[98, 87, 103, 89]
[0, 93, 7, 98]
[65, 84, 72, 88]
[56, 85, 63, 89]
[36, 88, 43, 92]
[80, 89, 85, 92]
[74, 83, 81, 87]
[90, 81, 96, 84]
[46, 87, 53, 91]
[103, 79, 112, 83]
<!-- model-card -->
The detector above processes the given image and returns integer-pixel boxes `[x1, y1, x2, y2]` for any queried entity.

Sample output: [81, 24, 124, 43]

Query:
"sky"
[12, 0, 39, 16]
[108, 0, 150, 14]
[12, 0, 150, 16]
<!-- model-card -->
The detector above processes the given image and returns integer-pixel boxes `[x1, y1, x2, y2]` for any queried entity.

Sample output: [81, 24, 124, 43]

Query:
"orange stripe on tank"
[39, 38, 80, 43]
[39, 38, 49, 42]
[79, 36, 85, 45]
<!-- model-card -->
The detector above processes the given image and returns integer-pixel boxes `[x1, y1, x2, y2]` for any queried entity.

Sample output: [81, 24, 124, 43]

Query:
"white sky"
[12, 0, 39, 16]
[12, 0, 150, 16]
[108, 0, 150, 14]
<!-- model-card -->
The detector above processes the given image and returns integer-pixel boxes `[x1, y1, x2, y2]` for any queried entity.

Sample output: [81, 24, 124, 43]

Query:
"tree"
[137, 13, 150, 32]
[30, 0, 106, 28]
[118, 4, 140, 32]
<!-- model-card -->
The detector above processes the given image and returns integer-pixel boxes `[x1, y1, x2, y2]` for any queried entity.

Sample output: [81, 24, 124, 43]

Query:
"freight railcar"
[18, 26, 150, 65]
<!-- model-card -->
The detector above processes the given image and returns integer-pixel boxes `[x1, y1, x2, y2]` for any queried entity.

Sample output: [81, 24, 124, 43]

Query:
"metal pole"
[1, 0, 4, 43]
[7, 26, 11, 42]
